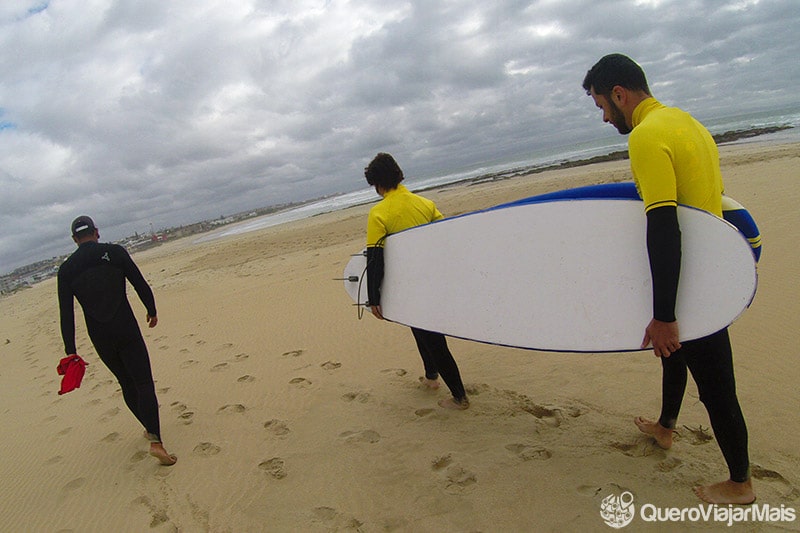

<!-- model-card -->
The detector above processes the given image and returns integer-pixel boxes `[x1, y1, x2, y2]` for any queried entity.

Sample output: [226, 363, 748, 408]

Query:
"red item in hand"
[57, 355, 88, 395]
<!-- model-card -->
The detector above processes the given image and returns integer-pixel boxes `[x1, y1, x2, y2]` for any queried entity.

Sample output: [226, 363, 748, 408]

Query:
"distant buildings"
[0, 257, 62, 295]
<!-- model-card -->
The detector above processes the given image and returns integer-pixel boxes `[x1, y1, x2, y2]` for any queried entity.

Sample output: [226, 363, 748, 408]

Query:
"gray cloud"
[1, 0, 798, 272]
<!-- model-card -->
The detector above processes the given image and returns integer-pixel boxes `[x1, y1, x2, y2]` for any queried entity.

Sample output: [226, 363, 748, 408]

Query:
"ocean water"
[196, 106, 800, 244]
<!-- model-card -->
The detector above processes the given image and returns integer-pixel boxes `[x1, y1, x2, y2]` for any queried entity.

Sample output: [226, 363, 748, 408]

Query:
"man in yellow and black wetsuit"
[58, 216, 177, 465]
[364, 153, 469, 410]
[583, 54, 753, 504]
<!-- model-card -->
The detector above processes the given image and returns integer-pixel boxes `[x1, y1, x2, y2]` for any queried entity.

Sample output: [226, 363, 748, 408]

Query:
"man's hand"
[370, 305, 384, 320]
[641, 319, 681, 357]
[146, 314, 158, 328]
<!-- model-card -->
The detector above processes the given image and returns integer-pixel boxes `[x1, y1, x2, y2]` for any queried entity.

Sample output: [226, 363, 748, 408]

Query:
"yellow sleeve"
[629, 128, 678, 213]
[366, 208, 387, 248]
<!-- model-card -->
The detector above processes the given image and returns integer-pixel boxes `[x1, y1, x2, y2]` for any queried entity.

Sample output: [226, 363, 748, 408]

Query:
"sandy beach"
[1, 141, 798, 532]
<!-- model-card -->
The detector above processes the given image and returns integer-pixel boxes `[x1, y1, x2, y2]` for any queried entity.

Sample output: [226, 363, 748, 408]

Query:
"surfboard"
[493, 182, 762, 262]
[343, 185, 758, 352]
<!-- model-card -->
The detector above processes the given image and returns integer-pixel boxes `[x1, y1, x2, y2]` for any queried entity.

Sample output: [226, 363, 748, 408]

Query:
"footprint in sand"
[218, 404, 246, 414]
[63, 477, 87, 491]
[57, 427, 73, 436]
[178, 411, 195, 424]
[180, 360, 199, 369]
[130, 450, 149, 463]
[259, 457, 287, 479]
[193, 442, 221, 457]
[283, 350, 304, 358]
[321, 361, 341, 371]
[90, 379, 115, 392]
[656, 457, 682, 472]
[505, 443, 552, 461]
[751, 464, 789, 483]
[339, 429, 381, 444]
[381, 368, 407, 376]
[431, 454, 453, 471]
[210, 362, 229, 372]
[101, 432, 121, 443]
[311, 507, 363, 530]
[132, 495, 172, 529]
[231, 353, 249, 362]
[443, 465, 477, 494]
[464, 383, 491, 396]
[682, 424, 714, 445]
[415, 408, 435, 417]
[171, 401, 188, 412]
[237, 375, 256, 383]
[751, 464, 799, 500]
[264, 419, 290, 436]
[504, 391, 567, 427]
[289, 377, 312, 387]
[610, 441, 655, 458]
[98, 407, 120, 423]
[44, 455, 63, 465]
[342, 391, 370, 403]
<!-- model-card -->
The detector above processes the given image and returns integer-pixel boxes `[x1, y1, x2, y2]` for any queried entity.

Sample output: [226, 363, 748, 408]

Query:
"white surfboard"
[344, 197, 757, 352]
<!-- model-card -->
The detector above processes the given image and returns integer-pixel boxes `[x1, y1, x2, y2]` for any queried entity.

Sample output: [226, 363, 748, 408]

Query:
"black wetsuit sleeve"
[366, 246, 384, 306]
[646, 206, 681, 323]
[57, 267, 78, 355]
[118, 245, 157, 317]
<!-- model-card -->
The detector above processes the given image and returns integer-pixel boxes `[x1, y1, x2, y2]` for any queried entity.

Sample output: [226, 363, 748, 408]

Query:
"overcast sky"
[1, 0, 798, 274]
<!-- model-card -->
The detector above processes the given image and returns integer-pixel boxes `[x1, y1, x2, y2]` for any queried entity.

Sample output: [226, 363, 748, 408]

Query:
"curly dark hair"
[364, 152, 404, 190]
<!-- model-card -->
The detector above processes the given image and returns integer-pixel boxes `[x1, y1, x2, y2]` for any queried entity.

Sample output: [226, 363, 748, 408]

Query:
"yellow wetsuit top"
[629, 97, 724, 217]
[366, 184, 443, 247]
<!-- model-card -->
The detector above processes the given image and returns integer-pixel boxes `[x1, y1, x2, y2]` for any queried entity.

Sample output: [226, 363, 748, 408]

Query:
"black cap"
[71, 215, 97, 236]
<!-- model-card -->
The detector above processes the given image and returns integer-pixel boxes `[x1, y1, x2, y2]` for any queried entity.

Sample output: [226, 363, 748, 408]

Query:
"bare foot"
[693, 479, 755, 505]
[634, 416, 673, 449]
[438, 397, 469, 410]
[419, 376, 440, 390]
[149, 442, 177, 466]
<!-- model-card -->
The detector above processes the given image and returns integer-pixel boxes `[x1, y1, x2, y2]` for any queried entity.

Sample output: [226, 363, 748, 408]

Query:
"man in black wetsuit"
[58, 216, 176, 465]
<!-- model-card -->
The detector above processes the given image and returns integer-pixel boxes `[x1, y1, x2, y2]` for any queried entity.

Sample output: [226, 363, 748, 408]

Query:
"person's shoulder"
[57, 255, 72, 275]
[99, 242, 127, 253]
[408, 189, 434, 204]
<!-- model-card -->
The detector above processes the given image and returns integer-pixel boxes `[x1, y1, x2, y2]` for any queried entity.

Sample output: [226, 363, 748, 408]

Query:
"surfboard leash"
[333, 250, 370, 319]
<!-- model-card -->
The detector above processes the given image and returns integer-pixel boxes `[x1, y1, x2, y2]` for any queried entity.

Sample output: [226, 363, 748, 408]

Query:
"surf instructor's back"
[57, 215, 176, 465]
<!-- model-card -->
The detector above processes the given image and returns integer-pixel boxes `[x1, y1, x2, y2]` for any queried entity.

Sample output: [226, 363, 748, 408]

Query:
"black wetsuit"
[58, 241, 163, 440]
[648, 207, 749, 483]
